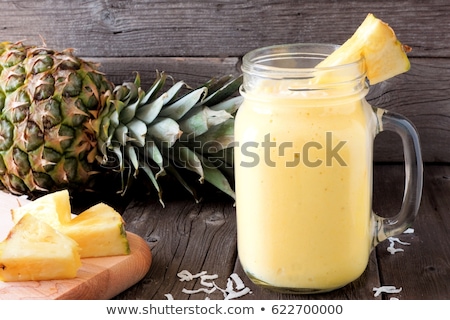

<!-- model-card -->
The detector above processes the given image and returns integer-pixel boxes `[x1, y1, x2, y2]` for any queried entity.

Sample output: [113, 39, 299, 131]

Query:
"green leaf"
[140, 162, 165, 207]
[198, 75, 243, 107]
[114, 82, 138, 105]
[188, 118, 235, 152]
[110, 145, 126, 192]
[108, 109, 120, 131]
[125, 144, 139, 177]
[199, 152, 235, 197]
[119, 88, 144, 124]
[201, 161, 235, 200]
[111, 145, 124, 171]
[209, 95, 243, 114]
[161, 81, 186, 105]
[147, 118, 181, 147]
[113, 123, 129, 145]
[179, 106, 232, 137]
[144, 140, 166, 178]
[133, 72, 141, 87]
[135, 95, 165, 125]
[127, 118, 147, 147]
[99, 113, 111, 142]
[159, 87, 207, 120]
[140, 71, 167, 105]
[168, 142, 204, 183]
[201, 75, 233, 93]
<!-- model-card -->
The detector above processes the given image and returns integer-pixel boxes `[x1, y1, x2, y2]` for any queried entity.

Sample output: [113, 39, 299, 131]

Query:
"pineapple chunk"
[317, 13, 411, 84]
[10, 190, 130, 259]
[11, 190, 71, 229]
[62, 203, 130, 258]
[0, 214, 81, 281]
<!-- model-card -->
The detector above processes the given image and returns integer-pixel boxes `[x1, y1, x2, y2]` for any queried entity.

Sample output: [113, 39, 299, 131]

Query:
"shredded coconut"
[164, 293, 174, 300]
[389, 237, 411, 246]
[182, 287, 217, 295]
[387, 246, 404, 254]
[387, 237, 411, 255]
[225, 287, 251, 300]
[200, 274, 218, 287]
[373, 286, 402, 297]
[220, 272, 252, 300]
[403, 228, 414, 234]
[166, 270, 252, 300]
[230, 273, 245, 290]
[177, 270, 207, 281]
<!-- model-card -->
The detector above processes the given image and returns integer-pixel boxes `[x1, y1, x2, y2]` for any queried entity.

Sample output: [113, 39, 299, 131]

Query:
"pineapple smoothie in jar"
[234, 44, 423, 293]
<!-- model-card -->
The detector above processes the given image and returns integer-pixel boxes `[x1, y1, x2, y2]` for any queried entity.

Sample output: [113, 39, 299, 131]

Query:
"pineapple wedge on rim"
[317, 13, 411, 84]
[0, 214, 81, 281]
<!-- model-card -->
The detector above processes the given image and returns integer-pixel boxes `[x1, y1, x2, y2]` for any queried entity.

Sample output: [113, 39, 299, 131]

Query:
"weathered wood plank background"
[2, 0, 450, 161]
[1, 0, 449, 300]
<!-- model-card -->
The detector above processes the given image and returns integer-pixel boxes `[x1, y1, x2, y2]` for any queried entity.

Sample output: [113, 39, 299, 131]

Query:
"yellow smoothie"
[235, 85, 377, 291]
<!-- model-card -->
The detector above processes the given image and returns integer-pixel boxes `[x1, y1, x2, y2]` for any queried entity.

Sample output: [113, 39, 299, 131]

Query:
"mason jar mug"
[234, 43, 423, 293]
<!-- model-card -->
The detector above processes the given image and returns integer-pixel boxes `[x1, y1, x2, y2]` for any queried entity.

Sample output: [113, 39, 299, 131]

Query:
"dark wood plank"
[370, 58, 450, 163]
[374, 165, 450, 299]
[2, 0, 448, 58]
[89, 57, 241, 89]
[117, 193, 238, 300]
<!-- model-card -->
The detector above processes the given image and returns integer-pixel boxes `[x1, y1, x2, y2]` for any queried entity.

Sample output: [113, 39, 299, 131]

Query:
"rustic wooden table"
[72, 163, 448, 300]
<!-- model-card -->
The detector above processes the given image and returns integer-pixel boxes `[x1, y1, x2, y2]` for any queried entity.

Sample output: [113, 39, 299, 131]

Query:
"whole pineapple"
[0, 41, 241, 204]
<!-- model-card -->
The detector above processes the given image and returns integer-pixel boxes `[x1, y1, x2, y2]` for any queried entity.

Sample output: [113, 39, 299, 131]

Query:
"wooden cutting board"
[0, 191, 152, 300]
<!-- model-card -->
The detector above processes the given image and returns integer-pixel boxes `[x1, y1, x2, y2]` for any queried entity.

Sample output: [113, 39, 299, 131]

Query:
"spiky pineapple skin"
[0, 41, 111, 195]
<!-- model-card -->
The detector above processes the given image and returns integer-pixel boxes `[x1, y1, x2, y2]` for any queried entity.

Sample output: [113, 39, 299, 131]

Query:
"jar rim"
[241, 43, 365, 78]
[240, 43, 368, 98]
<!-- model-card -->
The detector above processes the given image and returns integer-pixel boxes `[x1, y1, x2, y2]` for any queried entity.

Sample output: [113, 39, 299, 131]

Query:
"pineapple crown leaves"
[94, 71, 243, 205]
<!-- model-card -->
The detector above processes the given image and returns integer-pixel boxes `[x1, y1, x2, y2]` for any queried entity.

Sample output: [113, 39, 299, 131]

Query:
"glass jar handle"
[373, 108, 423, 246]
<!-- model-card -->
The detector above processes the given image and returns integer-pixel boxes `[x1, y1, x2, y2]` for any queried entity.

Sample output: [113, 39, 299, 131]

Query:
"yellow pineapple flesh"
[11, 190, 71, 229]
[10, 190, 130, 259]
[62, 203, 130, 258]
[0, 214, 81, 281]
[317, 13, 411, 84]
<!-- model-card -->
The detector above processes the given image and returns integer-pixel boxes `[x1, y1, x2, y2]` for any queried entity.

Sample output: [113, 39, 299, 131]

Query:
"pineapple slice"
[317, 13, 411, 84]
[11, 190, 71, 229]
[62, 203, 130, 258]
[0, 214, 81, 281]
[10, 190, 130, 259]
